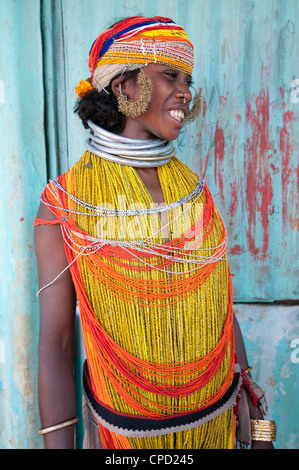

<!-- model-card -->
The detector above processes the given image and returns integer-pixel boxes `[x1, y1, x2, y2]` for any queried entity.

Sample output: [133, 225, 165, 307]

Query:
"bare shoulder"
[36, 201, 59, 221]
[34, 203, 65, 258]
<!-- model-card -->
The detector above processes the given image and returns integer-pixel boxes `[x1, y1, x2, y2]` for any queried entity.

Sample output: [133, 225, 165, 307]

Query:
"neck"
[118, 119, 156, 140]
[136, 166, 158, 179]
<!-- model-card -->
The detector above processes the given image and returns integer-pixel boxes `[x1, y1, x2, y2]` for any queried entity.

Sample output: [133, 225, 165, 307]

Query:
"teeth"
[169, 110, 185, 122]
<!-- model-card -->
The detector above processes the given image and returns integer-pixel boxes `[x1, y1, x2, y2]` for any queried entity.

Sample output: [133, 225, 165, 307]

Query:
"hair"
[74, 69, 139, 134]
[74, 16, 144, 134]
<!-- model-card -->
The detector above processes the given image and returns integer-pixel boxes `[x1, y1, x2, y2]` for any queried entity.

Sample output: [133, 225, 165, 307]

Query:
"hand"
[251, 440, 275, 449]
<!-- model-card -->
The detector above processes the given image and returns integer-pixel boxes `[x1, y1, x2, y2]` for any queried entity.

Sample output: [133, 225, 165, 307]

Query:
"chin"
[150, 126, 181, 141]
[162, 129, 182, 141]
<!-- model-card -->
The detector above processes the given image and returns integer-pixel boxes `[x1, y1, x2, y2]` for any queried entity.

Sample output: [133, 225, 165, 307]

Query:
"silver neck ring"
[86, 120, 175, 168]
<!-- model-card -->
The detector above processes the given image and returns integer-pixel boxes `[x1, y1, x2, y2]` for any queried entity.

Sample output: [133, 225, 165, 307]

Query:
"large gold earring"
[184, 87, 202, 123]
[117, 68, 153, 119]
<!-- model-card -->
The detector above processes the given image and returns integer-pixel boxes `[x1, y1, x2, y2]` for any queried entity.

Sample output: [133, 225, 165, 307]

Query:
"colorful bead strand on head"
[74, 16, 194, 96]
[88, 16, 194, 84]
[74, 16, 201, 126]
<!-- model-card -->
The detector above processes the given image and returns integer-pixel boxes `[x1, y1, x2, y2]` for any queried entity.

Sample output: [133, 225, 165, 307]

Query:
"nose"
[175, 85, 192, 105]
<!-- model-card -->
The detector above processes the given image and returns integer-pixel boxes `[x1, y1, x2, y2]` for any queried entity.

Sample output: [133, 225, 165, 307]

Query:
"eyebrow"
[161, 67, 193, 79]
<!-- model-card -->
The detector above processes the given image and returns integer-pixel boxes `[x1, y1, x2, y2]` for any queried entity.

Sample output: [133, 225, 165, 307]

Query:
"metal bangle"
[251, 419, 277, 442]
[38, 417, 79, 435]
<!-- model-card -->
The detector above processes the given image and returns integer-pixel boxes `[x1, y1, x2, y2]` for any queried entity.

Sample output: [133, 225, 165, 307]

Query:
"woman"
[34, 16, 275, 449]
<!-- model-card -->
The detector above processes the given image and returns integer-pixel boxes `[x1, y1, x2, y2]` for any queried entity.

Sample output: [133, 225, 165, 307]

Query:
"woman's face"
[113, 64, 193, 141]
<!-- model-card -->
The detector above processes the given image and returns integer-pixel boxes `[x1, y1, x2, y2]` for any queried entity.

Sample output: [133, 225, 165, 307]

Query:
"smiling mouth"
[168, 110, 185, 123]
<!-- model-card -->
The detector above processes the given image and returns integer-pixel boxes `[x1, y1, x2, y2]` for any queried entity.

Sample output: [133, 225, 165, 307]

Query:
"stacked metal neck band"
[86, 120, 175, 167]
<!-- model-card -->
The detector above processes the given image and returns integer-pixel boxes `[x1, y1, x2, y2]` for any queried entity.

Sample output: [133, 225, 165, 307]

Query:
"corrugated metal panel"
[0, 0, 298, 449]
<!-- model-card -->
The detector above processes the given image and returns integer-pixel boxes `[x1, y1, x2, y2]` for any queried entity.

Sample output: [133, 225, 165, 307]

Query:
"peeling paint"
[214, 122, 225, 204]
[197, 61, 299, 299]
[243, 86, 273, 260]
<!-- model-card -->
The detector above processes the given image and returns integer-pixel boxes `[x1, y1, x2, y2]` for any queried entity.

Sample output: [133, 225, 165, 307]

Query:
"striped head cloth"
[88, 16, 194, 93]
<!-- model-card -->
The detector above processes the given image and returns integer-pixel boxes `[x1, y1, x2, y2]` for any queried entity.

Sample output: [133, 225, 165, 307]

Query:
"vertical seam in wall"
[59, 0, 69, 172]
[39, 0, 69, 178]
[39, 0, 50, 182]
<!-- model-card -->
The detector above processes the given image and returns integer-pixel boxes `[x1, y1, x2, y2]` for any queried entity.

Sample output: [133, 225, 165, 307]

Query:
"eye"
[186, 77, 194, 88]
[164, 71, 178, 79]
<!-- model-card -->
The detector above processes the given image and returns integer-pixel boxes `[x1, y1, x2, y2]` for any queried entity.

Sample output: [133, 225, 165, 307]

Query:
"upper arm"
[34, 203, 76, 353]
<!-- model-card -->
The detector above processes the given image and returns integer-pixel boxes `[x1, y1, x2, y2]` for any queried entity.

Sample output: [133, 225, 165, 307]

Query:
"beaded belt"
[83, 361, 242, 438]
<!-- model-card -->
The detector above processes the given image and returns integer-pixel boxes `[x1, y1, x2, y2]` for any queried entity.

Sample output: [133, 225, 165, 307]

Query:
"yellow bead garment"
[68, 151, 235, 449]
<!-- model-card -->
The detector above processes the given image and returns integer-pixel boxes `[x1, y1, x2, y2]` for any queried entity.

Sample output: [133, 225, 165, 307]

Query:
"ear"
[110, 74, 139, 100]
[110, 75, 127, 99]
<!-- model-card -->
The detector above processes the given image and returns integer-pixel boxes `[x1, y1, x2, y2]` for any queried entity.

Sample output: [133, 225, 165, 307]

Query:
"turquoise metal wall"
[0, 0, 298, 449]
[0, 0, 47, 448]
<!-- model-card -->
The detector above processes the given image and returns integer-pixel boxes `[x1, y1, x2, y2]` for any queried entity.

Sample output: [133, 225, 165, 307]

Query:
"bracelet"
[38, 417, 79, 435]
[244, 366, 253, 374]
[251, 419, 276, 442]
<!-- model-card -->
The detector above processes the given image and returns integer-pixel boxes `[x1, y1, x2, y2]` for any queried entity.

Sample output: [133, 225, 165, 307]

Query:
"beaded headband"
[75, 16, 194, 96]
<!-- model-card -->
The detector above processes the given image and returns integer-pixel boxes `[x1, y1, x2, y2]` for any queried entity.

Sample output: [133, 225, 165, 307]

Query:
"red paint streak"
[229, 244, 245, 255]
[260, 172, 273, 257]
[214, 122, 225, 203]
[228, 180, 239, 221]
[280, 110, 294, 225]
[270, 162, 279, 174]
[279, 86, 285, 107]
[202, 100, 207, 119]
[244, 88, 273, 259]
[201, 93, 206, 119]
[232, 114, 241, 157]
